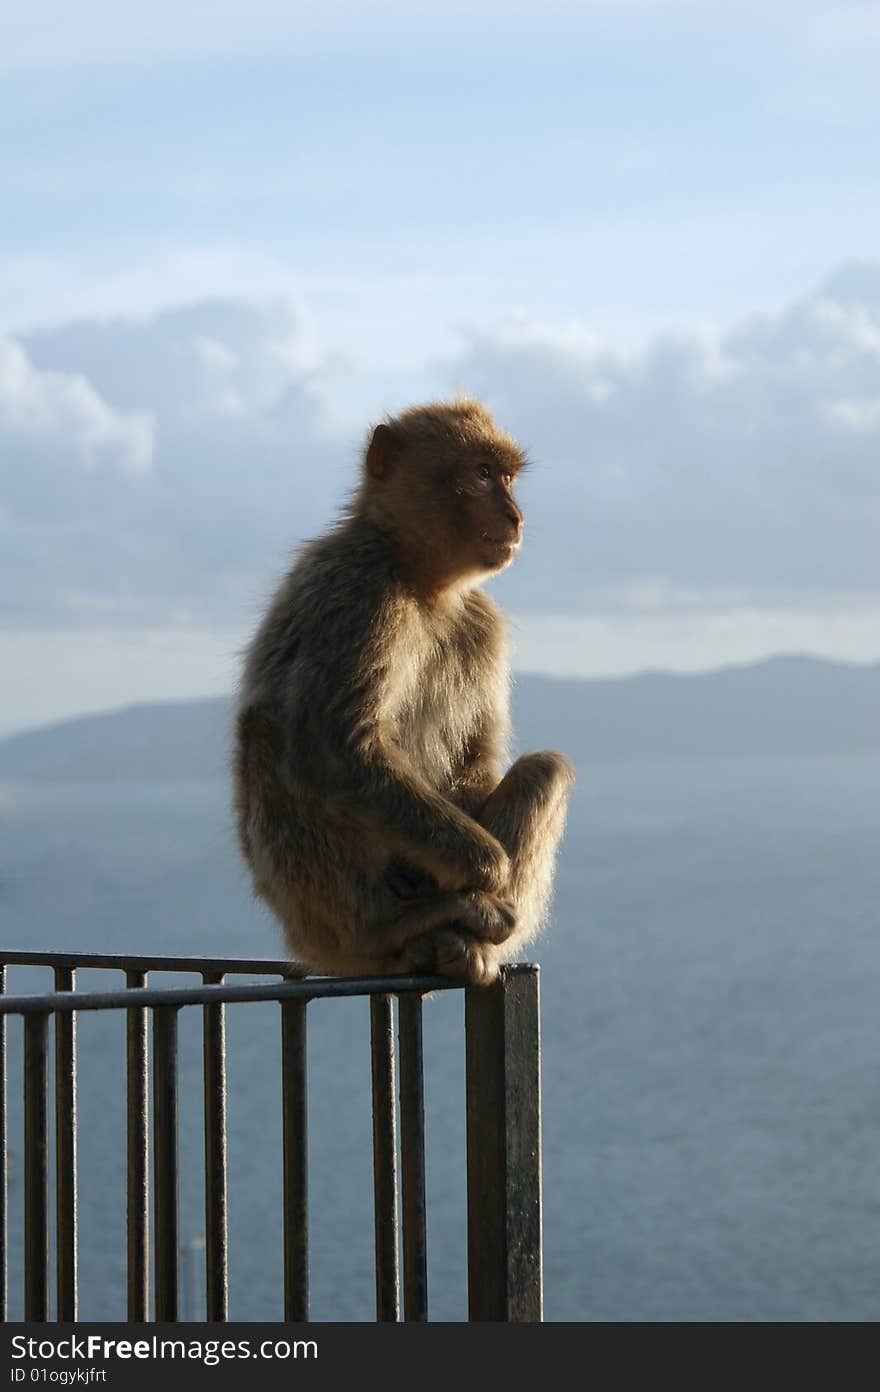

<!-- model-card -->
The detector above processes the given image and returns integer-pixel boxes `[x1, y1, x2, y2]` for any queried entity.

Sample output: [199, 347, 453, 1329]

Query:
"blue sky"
[4, 0, 880, 345]
[1, 1, 879, 732]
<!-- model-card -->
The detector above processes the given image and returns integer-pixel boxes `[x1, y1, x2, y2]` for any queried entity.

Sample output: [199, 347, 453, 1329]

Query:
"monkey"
[232, 397, 573, 985]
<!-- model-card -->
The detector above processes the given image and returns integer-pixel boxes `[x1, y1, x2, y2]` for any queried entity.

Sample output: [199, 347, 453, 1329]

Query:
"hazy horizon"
[1, 652, 877, 779]
[0, 645, 876, 741]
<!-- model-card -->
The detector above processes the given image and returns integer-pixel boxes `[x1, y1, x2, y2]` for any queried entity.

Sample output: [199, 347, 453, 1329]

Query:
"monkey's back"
[233, 524, 383, 920]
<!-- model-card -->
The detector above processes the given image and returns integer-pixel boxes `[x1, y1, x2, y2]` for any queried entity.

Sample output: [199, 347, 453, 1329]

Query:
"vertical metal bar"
[465, 964, 543, 1322]
[24, 1012, 50, 1321]
[202, 972, 229, 1322]
[153, 1005, 180, 1322]
[126, 969, 149, 1321]
[54, 966, 78, 1320]
[0, 964, 7, 1322]
[397, 994, 428, 1321]
[281, 999, 309, 1321]
[370, 994, 400, 1322]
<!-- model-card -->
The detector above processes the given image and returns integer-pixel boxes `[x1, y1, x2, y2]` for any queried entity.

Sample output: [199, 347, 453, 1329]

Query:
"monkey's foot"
[406, 927, 500, 986]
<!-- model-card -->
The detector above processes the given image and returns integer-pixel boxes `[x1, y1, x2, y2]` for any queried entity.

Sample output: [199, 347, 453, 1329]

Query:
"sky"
[1, 0, 879, 734]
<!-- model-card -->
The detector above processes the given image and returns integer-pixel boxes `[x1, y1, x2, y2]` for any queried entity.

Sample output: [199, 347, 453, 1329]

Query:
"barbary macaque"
[233, 397, 573, 983]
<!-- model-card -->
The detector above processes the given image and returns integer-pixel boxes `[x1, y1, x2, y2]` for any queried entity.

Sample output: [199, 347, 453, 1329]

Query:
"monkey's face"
[363, 409, 526, 589]
[396, 446, 525, 586]
[448, 452, 524, 577]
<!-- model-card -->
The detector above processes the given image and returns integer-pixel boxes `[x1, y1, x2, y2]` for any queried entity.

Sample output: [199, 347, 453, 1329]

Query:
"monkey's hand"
[347, 734, 510, 895]
[399, 828, 510, 896]
[460, 890, 517, 944]
[383, 851, 513, 912]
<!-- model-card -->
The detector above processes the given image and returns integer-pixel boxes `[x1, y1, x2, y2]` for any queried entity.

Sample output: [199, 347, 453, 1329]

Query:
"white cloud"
[1, 299, 350, 628]
[824, 397, 880, 431]
[0, 338, 153, 474]
[1, 265, 877, 673]
[450, 262, 880, 612]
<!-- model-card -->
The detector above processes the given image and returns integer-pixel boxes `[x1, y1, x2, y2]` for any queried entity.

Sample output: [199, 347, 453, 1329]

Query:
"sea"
[0, 753, 878, 1322]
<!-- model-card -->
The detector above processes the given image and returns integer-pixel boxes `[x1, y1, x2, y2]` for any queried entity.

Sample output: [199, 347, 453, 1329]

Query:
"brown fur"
[232, 397, 573, 984]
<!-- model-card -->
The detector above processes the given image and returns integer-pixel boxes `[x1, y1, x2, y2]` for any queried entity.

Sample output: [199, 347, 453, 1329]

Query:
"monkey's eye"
[476, 463, 492, 480]
[501, 471, 513, 487]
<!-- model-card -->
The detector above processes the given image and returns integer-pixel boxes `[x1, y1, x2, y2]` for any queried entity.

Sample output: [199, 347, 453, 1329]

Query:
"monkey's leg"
[473, 749, 574, 952]
[356, 750, 574, 989]
[401, 751, 576, 991]
[402, 751, 574, 986]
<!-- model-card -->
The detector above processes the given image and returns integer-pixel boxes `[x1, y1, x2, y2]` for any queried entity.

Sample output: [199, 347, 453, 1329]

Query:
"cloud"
[1, 299, 349, 627]
[448, 261, 880, 611]
[2, 266, 878, 637]
[0, 338, 152, 474]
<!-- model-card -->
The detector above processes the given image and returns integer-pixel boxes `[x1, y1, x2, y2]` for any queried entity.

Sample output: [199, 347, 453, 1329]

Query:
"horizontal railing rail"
[0, 949, 305, 974]
[0, 950, 542, 1325]
[0, 974, 462, 1014]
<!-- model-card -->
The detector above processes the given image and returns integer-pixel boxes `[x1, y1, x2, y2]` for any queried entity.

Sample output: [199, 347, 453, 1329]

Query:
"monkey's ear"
[365, 423, 400, 480]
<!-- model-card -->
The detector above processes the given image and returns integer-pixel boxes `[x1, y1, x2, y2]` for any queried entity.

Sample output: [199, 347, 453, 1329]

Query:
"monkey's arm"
[346, 730, 509, 894]
[445, 588, 511, 817]
[452, 614, 511, 816]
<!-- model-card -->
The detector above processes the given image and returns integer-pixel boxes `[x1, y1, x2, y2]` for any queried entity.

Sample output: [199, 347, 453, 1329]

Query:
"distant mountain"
[512, 656, 880, 762]
[0, 656, 877, 782]
[0, 698, 233, 782]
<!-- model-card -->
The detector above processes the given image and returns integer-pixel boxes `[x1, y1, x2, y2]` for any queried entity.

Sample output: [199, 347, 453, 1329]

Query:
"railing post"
[370, 994, 401, 1322]
[202, 971, 229, 1322]
[153, 1005, 180, 1321]
[397, 994, 428, 1321]
[24, 1013, 50, 1321]
[465, 964, 542, 1322]
[54, 966, 78, 1321]
[281, 998, 309, 1322]
[0, 964, 7, 1322]
[126, 969, 149, 1321]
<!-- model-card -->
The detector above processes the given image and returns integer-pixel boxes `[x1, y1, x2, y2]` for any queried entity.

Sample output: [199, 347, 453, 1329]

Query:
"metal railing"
[0, 950, 542, 1323]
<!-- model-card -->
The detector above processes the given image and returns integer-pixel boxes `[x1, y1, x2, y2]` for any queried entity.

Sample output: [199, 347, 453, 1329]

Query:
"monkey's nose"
[505, 503, 523, 534]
